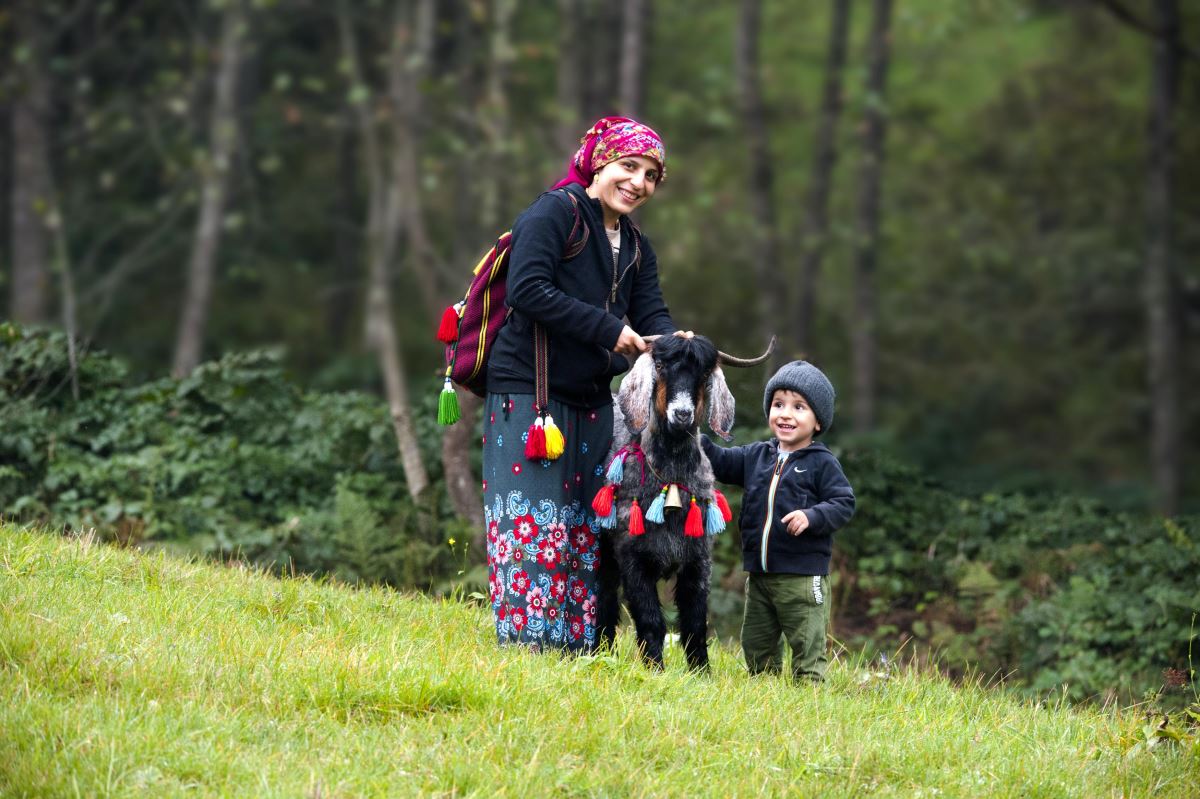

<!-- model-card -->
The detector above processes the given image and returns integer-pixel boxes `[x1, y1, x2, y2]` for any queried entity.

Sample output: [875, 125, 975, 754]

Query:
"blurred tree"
[1089, 0, 1190, 515]
[851, 0, 893, 434]
[9, 2, 52, 325]
[618, 0, 648, 117]
[338, 0, 429, 498]
[1142, 0, 1184, 516]
[735, 0, 783, 370]
[796, 0, 853, 355]
[480, 0, 518, 233]
[172, 0, 247, 377]
[582, 0, 620, 120]
[555, 0, 586, 154]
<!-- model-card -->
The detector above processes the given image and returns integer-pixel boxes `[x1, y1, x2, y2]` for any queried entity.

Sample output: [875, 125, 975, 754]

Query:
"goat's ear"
[707, 366, 736, 441]
[618, 352, 656, 434]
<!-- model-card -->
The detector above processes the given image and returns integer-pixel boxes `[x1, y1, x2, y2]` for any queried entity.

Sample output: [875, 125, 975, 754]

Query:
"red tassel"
[592, 484, 616, 516]
[684, 497, 704, 537]
[525, 420, 546, 459]
[714, 490, 733, 523]
[436, 304, 461, 343]
[628, 499, 645, 536]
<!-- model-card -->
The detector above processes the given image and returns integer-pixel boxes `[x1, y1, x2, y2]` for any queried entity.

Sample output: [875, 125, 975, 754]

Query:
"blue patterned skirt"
[482, 392, 613, 652]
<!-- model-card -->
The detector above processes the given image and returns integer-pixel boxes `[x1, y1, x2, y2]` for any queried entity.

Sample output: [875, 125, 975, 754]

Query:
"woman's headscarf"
[552, 116, 667, 190]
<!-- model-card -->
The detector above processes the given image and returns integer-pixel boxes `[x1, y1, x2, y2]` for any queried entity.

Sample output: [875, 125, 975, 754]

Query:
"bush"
[832, 446, 1199, 705]
[0, 324, 468, 592]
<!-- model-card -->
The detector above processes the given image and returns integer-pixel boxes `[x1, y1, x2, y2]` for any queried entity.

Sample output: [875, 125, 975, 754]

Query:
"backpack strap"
[533, 322, 550, 414]
[557, 189, 589, 260]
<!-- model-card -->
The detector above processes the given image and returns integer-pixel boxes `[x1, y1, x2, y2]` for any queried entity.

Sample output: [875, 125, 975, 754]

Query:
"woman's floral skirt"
[482, 392, 612, 653]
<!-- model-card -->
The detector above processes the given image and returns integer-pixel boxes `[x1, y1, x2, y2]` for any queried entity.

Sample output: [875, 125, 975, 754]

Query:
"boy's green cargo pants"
[741, 573, 831, 682]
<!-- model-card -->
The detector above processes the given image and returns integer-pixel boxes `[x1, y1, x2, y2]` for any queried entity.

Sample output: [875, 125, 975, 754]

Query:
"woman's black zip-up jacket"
[702, 437, 855, 576]
[486, 183, 676, 408]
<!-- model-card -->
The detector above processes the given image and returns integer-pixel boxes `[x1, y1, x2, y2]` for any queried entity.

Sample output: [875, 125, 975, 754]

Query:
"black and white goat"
[593, 334, 774, 670]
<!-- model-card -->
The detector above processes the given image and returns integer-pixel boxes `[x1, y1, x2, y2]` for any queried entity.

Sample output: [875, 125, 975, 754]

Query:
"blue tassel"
[598, 506, 618, 529]
[605, 453, 625, 483]
[645, 487, 667, 524]
[704, 500, 726, 534]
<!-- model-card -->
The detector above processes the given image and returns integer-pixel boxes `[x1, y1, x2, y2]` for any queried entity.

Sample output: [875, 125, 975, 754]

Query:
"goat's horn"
[716, 335, 776, 368]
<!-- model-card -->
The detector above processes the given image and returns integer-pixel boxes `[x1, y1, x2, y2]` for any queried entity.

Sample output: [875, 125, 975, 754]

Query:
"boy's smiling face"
[769, 389, 820, 451]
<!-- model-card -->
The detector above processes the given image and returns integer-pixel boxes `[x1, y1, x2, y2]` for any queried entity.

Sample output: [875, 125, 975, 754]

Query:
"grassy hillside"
[1, 526, 1195, 798]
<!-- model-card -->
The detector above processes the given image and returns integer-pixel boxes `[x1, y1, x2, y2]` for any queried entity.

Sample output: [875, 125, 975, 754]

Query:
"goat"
[593, 333, 774, 670]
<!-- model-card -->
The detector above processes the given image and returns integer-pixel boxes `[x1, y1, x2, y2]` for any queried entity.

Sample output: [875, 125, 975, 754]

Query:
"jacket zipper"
[759, 452, 788, 571]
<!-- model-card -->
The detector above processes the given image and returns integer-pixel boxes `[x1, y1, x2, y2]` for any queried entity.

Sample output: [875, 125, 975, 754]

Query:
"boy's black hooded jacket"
[702, 437, 855, 575]
[486, 183, 675, 408]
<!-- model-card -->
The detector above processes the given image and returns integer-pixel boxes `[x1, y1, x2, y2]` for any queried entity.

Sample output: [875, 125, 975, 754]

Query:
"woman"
[483, 116, 678, 652]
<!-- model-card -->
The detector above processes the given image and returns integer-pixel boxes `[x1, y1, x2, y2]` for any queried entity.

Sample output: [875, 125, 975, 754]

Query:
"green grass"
[1, 525, 1195, 798]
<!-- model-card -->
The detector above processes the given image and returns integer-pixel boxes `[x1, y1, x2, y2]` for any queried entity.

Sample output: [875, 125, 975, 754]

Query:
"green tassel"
[437, 380, 461, 425]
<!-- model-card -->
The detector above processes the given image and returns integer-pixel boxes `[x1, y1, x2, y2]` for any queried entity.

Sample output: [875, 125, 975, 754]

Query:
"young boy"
[702, 360, 855, 682]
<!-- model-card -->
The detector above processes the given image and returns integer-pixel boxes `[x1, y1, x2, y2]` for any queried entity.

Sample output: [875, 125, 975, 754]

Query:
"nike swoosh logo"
[794, 468, 806, 474]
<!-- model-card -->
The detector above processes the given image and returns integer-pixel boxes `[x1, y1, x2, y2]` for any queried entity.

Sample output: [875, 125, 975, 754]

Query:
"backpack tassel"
[591, 483, 616, 517]
[684, 497, 704, 538]
[436, 302, 462, 343]
[543, 414, 565, 460]
[704, 499, 726, 535]
[714, 489, 733, 522]
[628, 499, 645, 536]
[437, 372, 461, 426]
[525, 416, 546, 460]
[645, 486, 668, 524]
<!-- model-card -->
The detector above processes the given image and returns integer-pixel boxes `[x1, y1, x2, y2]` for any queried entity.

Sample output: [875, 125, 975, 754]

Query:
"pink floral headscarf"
[552, 116, 667, 190]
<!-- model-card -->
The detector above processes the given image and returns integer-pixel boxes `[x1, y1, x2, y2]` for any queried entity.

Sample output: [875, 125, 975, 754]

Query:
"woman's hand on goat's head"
[614, 325, 648, 357]
[673, 330, 695, 339]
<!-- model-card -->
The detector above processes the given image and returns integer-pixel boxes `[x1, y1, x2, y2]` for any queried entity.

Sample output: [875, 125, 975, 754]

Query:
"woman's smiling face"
[586, 155, 660, 227]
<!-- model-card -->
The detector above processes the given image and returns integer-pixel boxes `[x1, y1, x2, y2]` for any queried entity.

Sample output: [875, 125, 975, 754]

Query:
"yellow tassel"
[543, 415, 565, 460]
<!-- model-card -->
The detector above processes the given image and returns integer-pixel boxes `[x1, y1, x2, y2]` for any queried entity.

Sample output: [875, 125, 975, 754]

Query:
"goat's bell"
[665, 483, 682, 510]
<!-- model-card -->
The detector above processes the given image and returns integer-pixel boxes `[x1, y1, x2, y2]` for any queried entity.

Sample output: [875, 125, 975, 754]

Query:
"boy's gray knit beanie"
[763, 360, 835, 436]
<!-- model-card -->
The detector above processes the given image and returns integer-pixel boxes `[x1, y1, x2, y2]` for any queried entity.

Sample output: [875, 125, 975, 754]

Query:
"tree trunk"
[618, 0, 647, 116]
[1144, 0, 1181, 516]
[583, 0, 621, 119]
[390, 0, 441, 314]
[797, 0, 853, 354]
[48, 202, 80, 400]
[10, 4, 52, 326]
[480, 0, 518, 232]
[851, 0, 893, 434]
[735, 0, 784, 369]
[172, 0, 245, 377]
[328, 109, 359, 347]
[442, 387, 484, 529]
[338, 0, 430, 499]
[555, 0, 586, 156]
[452, 0, 485, 263]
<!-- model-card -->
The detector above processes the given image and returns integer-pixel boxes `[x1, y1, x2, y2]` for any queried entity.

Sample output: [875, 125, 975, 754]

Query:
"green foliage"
[0, 325, 467, 593]
[834, 446, 1200, 705]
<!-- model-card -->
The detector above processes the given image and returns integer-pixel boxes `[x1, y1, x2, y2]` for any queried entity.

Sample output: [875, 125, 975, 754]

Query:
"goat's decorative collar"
[594, 443, 733, 537]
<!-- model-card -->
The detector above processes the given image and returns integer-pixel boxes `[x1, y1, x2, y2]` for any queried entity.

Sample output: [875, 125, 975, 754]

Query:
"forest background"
[2, 0, 1198, 706]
